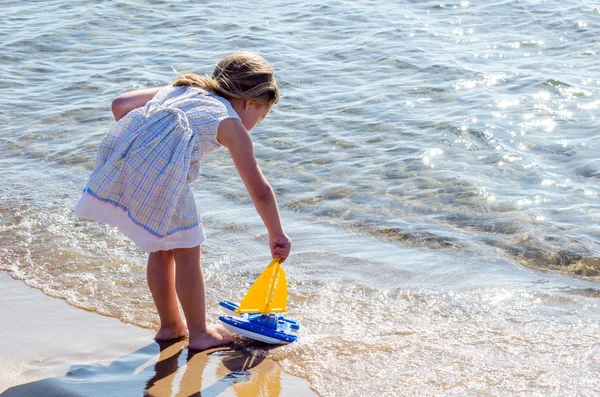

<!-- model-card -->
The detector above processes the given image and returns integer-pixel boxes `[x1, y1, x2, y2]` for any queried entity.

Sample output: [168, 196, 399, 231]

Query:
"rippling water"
[1, 0, 600, 395]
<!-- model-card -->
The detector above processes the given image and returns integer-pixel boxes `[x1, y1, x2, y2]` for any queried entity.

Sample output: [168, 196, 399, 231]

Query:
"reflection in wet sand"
[2, 340, 299, 397]
[145, 341, 284, 397]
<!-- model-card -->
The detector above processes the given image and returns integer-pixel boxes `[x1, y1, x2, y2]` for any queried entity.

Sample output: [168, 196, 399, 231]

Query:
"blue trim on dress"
[83, 188, 200, 238]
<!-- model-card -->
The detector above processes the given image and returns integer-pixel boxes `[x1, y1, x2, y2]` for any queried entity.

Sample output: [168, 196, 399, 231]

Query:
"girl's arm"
[217, 118, 292, 262]
[111, 87, 165, 121]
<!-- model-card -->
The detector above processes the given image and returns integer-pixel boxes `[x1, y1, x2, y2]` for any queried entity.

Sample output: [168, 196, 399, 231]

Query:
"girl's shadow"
[1, 339, 275, 397]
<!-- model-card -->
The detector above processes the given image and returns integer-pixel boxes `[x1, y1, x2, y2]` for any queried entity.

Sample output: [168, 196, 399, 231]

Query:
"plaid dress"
[74, 85, 240, 252]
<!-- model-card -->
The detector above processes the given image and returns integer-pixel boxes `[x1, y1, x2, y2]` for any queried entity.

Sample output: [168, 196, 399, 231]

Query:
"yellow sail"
[269, 266, 287, 312]
[236, 258, 287, 315]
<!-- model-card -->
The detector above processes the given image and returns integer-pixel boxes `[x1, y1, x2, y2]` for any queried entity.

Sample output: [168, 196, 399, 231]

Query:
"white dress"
[74, 85, 240, 252]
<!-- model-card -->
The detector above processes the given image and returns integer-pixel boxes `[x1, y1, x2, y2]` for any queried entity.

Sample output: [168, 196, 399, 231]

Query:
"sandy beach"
[0, 272, 315, 397]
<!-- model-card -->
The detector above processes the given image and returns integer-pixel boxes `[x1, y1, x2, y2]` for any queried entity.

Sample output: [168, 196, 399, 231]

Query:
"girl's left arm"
[217, 118, 292, 262]
[111, 87, 166, 121]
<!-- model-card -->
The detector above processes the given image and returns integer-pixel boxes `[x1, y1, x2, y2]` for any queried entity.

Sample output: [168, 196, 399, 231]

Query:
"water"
[1, 0, 600, 395]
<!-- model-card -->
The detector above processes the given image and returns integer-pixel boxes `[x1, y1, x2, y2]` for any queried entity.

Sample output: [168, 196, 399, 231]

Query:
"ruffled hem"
[74, 191, 205, 252]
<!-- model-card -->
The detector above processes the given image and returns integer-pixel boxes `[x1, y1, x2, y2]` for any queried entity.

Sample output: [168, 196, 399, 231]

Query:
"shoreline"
[0, 272, 315, 396]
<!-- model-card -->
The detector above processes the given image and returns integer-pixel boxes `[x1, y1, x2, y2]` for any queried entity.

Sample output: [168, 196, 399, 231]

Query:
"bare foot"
[155, 323, 188, 341]
[188, 328, 233, 351]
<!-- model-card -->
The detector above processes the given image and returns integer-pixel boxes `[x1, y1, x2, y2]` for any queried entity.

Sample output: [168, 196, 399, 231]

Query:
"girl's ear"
[244, 99, 260, 110]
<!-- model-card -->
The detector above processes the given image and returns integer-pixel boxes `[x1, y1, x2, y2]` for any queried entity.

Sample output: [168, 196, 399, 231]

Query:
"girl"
[74, 52, 292, 350]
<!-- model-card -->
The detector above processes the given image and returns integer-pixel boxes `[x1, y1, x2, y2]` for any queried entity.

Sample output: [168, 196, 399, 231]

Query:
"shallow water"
[1, 0, 600, 395]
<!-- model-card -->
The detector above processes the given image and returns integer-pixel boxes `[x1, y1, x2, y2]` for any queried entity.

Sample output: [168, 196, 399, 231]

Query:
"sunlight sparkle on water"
[533, 91, 551, 101]
[515, 195, 550, 207]
[422, 148, 444, 168]
[502, 154, 521, 163]
[478, 187, 496, 202]
[497, 99, 520, 109]
[578, 100, 600, 110]
[520, 118, 556, 133]
[454, 80, 477, 90]
[484, 73, 508, 87]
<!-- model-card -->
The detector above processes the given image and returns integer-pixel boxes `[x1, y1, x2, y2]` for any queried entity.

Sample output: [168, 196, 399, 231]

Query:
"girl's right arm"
[217, 118, 292, 262]
[111, 87, 165, 121]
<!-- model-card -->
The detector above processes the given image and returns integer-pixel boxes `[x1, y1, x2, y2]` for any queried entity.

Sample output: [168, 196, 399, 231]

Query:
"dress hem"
[73, 192, 206, 253]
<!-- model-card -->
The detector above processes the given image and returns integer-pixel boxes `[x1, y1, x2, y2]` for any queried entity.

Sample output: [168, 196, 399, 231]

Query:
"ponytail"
[173, 52, 279, 106]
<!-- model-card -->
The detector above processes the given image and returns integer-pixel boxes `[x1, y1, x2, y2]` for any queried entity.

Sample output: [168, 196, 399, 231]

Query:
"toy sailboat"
[218, 258, 300, 344]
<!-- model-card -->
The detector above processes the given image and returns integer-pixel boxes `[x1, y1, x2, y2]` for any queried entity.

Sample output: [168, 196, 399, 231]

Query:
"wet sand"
[0, 272, 316, 396]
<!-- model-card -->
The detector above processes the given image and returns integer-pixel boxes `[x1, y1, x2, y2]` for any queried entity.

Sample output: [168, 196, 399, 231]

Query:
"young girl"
[74, 52, 292, 350]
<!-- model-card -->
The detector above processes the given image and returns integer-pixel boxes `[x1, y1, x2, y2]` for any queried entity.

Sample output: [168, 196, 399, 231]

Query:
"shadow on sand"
[1, 339, 283, 397]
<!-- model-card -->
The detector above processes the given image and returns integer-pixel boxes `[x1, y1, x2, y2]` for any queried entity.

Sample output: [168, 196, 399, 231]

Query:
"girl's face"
[236, 101, 272, 132]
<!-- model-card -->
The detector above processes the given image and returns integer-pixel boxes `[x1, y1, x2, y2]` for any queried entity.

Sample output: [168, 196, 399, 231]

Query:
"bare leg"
[172, 246, 233, 350]
[147, 250, 188, 340]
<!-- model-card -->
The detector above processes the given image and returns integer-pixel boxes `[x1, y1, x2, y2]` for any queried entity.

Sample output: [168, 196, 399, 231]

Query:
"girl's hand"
[270, 233, 292, 263]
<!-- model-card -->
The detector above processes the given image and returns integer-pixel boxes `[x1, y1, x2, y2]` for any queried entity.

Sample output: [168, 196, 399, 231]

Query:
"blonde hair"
[173, 52, 279, 106]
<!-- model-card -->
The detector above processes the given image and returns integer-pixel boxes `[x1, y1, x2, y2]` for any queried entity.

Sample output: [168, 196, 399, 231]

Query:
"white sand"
[0, 272, 316, 396]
